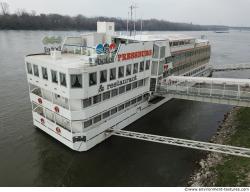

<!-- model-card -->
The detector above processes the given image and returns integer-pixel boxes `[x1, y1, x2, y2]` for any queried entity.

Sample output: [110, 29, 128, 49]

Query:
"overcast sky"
[5, 0, 250, 27]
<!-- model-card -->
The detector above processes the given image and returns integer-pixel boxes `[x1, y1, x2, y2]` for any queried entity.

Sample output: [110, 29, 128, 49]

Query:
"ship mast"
[129, 4, 138, 36]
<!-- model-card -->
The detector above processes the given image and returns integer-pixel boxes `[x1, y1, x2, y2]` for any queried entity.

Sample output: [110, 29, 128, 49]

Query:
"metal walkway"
[108, 129, 250, 158]
[212, 63, 250, 72]
[158, 76, 250, 107]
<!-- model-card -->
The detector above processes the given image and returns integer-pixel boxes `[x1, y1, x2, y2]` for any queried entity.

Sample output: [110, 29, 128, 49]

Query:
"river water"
[0, 30, 250, 186]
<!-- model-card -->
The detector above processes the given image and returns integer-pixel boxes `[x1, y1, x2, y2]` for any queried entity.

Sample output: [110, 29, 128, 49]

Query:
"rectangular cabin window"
[103, 91, 111, 101]
[126, 83, 131, 92]
[118, 66, 124, 78]
[100, 70, 107, 83]
[151, 61, 158, 75]
[42, 67, 48, 80]
[33, 65, 39, 77]
[138, 79, 144, 87]
[139, 61, 144, 72]
[84, 119, 92, 128]
[51, 70, 58, 83]
[111, 88, 118, 97]
[27, 62, 32, 74]
[137, 96, 143, 102]
[126, 64, 132, 76]
[89, 72, 97, 86]
[133, 63, 138, 74]
[132, 81, 138, 89]
[93, 115, 102, 123]
[153, 45, 160, 59]
[145, 60, 150, 70]
[110, 68, 116, 81]
[125, 101, 131, 108]
[111, 107, 118, 115]
[158, 60, 165, 75]
[119, 86, 125, 94]
[82, 98, 92, 108]
[160, 46, 166, 58]
[131, 98, 136, 105]
[93, 94, 101, 104]
[102, 111, 110, 119]
[71, 74, 82, 88]
[60, 73, 67, 87]
[118, 104, 125, 111]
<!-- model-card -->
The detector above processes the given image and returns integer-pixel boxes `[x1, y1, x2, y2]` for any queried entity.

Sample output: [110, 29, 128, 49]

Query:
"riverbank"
[188, 107, 250, 187]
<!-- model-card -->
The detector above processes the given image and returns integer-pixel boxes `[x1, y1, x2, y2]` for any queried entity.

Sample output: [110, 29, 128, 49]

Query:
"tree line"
[0, 2, 229, 31]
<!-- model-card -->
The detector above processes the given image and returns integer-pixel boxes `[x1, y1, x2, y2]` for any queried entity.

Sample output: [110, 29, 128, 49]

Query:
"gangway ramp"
[108, 129, 250, 158]
[212, 63, 250, 72]
[158, 76, 250, 107]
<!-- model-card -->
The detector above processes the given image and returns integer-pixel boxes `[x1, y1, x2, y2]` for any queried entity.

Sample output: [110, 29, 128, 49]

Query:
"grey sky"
[5, 0, 250, 26]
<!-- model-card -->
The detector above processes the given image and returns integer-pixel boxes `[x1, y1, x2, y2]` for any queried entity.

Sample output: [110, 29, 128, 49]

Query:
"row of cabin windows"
[26, 62, 82, 88]
[83, 78, 146, 108]
[89, 60, 150, 87]
[83, 93, 150, 128]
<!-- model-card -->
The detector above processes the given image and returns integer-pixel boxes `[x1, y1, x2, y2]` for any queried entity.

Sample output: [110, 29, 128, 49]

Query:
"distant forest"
[0, 2, 229, 31]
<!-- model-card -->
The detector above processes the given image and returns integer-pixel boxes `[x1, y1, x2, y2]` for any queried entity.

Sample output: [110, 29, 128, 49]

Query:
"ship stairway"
[157, 76, 250, 107]
[107, 129, 250, 158]
[212, 62, 250, 72]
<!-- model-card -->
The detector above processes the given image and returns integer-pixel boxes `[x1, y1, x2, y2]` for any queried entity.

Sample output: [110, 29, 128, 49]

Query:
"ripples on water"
[0, 30, 250, 186]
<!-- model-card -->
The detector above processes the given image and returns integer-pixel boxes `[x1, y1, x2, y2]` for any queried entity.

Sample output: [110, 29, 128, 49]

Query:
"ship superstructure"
[25, 22, 212, 151]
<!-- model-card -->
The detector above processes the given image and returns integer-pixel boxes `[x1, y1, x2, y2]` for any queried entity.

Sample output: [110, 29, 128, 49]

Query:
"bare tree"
[0, 2, 9, 15]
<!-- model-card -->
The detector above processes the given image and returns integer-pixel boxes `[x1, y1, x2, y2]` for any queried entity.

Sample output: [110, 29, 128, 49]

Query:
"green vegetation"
[214, 108, 250, 186]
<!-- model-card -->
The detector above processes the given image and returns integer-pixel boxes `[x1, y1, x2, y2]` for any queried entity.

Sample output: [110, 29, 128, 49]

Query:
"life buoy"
[41, 118, 45, 124]
[56, 127, 61, 134]
[54, 106, 59, 113]
[38, 98, 43, 104]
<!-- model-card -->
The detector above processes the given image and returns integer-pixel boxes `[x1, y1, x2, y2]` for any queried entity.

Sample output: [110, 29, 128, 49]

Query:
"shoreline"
[188, 107, 240, 187]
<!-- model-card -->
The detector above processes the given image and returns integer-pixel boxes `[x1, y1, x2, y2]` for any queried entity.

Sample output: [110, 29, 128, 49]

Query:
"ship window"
[100, 70, 107, 83]
[118, 66, 124, 78]
[111, 107, 117, 115]
[133, 63, 138, 74]
[93, 94, 101, 104]
[111, 89, 118, 97]
[119, 86, 125, 94]
[131, 98, 136, 105]
[145, 60, 150, 70]
[126, 64, 132, 76]
[160, 46, 166, 58]
[103, 91, 111, 101]
[132, 81, 138, 89]
[153, 45, 159, 58]
[158, 60, 165, 75]
[102, 111, 110, 119]
[125, 101, 131, 108]
[143, 93, 150, 101]
[60, 73, 67, 87]
[118, 104, 125, 111]
[71, 74, 82, 88]
[140, 61, 144, 72]
[42, 67, 48, 80]
[151, 61, 158, 75]
[137, 96, 142, 102]
[27, 62, 32, 74]
[93, 115, 102, 123]
[126, 83, 131, 92]
[89, 72, 97, 86]
[83, 98, 92, 108]
[51, 70, 58, 83]
[84, 119, 92, 128]
[110, 68, 116, 81]
[138, 79, 144, 87]
[33, 65, 39, 77]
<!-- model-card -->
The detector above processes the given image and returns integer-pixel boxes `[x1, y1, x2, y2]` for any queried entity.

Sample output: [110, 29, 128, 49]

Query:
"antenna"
[127, 11, 129, 36]
[129, 4, 138, 36]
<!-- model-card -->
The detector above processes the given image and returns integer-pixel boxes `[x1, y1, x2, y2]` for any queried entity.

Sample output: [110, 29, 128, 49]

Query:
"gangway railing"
[157, 76, 250, 107]
[107, 129, 250, 158]
[212, 63, 250, 72]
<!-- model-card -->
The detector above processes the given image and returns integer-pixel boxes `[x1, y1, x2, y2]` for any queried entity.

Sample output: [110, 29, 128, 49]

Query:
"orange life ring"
[38, 98, 42, 104]
[54, 106, 59, 113]
[56, 127, 61, 134]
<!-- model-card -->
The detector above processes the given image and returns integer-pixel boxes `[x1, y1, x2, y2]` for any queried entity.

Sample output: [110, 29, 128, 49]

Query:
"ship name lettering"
[118, 50, 152, 62]
[107, 76, 137, 90]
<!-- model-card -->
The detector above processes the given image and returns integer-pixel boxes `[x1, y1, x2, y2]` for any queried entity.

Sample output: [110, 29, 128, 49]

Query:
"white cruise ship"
[25, 22, 212, 151]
